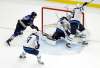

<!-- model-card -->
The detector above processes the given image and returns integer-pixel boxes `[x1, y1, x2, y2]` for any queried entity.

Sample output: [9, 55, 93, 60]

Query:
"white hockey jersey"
[23, 33, 38, 48]
[57, 17, 70, 33]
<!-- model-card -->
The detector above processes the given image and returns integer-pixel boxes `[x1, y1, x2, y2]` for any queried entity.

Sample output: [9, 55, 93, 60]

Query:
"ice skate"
[66, 43, 71, 48]
[19, 55, 26, 59]
[6, 39, 11, 46]
[6, 36, 14, 46]
[82, 41, 88, 45]
[19, 52, 26, 59]
[37, 56, 44, 65]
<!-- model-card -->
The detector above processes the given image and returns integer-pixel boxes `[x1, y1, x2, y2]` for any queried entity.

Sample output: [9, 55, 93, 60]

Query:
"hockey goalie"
[43, 4, 88, 48]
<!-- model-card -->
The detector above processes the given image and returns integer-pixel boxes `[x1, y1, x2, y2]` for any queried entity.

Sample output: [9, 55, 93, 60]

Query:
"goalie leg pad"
[52, 28, 65, 40]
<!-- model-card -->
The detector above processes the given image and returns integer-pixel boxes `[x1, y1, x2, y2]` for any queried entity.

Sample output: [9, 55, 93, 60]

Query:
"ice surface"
[0, 0, 100, 68]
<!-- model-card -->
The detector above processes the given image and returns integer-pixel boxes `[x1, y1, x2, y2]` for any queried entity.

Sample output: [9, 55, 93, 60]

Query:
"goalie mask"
[66, 12, 73, 21]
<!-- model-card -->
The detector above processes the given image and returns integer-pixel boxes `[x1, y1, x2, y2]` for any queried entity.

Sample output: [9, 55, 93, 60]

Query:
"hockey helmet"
[66, 12, 73, 21]
[31, 12, 37, 17]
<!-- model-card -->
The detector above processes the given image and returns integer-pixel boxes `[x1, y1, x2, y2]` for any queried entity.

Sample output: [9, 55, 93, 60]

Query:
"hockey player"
[19, 31, 44, 65]
[6, 12, 39, 46]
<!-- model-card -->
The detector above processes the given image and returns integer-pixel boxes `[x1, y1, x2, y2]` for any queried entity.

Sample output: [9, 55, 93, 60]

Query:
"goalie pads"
[64, 35, 79, 48]
[42, 32, 54, 40]
[42, 35, 56, 46]
[41, 32, 56, 45]
[75, 30, 88, 45]
[76, 30, 87, 38]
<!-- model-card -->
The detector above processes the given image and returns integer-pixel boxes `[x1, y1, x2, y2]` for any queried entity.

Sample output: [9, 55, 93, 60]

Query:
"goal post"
[41, 7, 85, 35]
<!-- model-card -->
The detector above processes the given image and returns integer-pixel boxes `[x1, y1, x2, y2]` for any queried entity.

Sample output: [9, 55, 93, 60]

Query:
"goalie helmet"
[66, 12, 73, 21]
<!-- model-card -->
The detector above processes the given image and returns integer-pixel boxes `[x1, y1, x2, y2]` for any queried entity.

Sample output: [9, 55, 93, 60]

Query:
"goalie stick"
[80, 0, 94, 8]
[42, 32, 55, 40]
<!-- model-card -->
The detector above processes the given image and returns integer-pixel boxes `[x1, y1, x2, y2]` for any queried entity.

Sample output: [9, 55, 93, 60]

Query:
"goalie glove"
[64, 34, 74, 44]
[76, 30, 87, 38]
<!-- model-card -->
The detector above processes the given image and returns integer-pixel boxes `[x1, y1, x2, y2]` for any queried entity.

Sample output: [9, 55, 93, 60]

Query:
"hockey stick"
[41, 13, 60, 41]
[81, 0, 94, 8]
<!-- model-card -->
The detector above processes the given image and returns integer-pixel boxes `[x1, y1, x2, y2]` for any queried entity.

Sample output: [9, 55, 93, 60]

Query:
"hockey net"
[41, 7, 84, 35]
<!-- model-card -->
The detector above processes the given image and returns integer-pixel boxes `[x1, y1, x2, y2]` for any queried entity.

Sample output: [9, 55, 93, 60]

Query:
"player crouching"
[19, 31, 44, 65]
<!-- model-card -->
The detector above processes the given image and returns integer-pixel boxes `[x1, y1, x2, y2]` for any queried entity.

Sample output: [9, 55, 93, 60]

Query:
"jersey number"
[27, 36, 32, 43]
